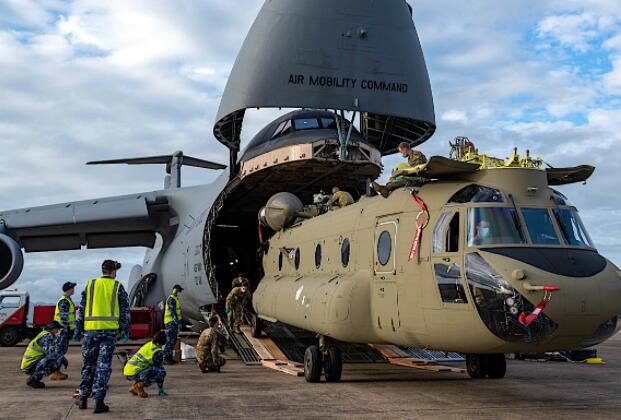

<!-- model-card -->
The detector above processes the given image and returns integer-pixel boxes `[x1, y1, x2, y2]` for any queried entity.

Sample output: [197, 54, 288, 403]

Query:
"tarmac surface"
[1, 334, 621, 419]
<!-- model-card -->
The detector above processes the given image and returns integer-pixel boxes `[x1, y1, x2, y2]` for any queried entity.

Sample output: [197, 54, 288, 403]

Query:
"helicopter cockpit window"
[449, 185, 504, 204]
[433, 213, 460, 253]
[293, 118, 320, 131]
[553, 209, 595, 248]
[521, 208, 560, 245]
[433, 264, 468, 303]
[550, 189, 573, 207]
[467, 207, 526, 247]
[377, 231, 392, 266]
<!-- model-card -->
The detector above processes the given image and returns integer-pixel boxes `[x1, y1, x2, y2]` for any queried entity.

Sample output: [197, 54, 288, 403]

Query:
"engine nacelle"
[0, 233, 24, 290]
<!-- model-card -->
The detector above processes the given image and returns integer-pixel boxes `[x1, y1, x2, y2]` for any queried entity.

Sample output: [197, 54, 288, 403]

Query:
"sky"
[0, 0, 620, 303]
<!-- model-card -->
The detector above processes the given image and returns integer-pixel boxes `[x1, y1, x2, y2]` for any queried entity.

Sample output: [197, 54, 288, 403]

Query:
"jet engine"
[0, 233, 24, 290]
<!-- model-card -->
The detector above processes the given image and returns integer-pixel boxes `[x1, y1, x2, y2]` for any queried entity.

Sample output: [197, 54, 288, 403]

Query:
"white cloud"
[537, 12, 600, 53]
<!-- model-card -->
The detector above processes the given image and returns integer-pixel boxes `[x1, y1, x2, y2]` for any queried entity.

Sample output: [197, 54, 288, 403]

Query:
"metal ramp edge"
[369, 344, 465, 373]
[240, 325, 304, 376]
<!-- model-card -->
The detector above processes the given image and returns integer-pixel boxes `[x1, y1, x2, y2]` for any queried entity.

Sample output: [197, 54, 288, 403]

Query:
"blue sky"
[1, 0, 620, 302]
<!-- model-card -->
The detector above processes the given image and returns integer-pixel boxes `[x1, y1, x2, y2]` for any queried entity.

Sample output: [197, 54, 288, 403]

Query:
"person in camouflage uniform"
[327, 186, 355, 209]
[372, 142, 429, 198]
[74, 260, 130, 414]
[231, 275, 250, 289]
[21, 321, 67, 388]
[225, 286, 251, 334]
[196, 317, 226, 373]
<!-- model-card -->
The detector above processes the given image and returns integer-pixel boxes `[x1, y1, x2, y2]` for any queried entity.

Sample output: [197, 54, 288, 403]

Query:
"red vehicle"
[0, 290, 161, 346]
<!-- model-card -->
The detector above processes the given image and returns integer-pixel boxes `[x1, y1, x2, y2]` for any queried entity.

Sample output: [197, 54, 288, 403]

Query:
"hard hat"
[392, 163, 410, 174]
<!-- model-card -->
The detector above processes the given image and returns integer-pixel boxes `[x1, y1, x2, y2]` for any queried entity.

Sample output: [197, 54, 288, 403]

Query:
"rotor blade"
[87, 156, 172, 165]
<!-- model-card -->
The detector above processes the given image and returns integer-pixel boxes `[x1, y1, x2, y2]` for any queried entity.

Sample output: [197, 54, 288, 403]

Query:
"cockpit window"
[521, 208, 560, 245]
[272, 120, 293, 139]
[321, 118, 337, 129]
[550, 189, 573, 207]
[467, 207, 526, 247]
[449, 185, 504, 204]
[293, 118, 320, 131]
[553, 209, 595, 248]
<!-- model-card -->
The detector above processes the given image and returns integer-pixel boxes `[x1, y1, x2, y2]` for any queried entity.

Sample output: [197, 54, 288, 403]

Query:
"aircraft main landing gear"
[304, 336, 342, 383]
[466, 354, 506, 379]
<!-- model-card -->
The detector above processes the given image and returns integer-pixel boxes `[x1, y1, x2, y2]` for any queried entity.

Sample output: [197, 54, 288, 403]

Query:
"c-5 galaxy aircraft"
[1, 0, 621, 381]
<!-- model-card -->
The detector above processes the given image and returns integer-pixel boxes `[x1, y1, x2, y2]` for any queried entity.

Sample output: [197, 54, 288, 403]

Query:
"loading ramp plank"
[240, 326, 304, 376]
[369, 344, 465, 374]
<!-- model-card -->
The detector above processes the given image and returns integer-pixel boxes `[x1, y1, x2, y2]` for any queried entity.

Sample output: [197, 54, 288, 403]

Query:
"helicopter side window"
[433, 213, 460, 253]
[521, 208, 560, 245]
[433, 264, 468, 303]
[377, 231, 392, 266]
[293, 118, 320, 131]
[315, 244, 322, 269]
[449, 185, 504, 204]
[278, 252, 283, 271]
[341, 238, 350, 268]
[294, 248, 301, 270]
[552, 209, 595, 248]
[467, 207, 526, 247]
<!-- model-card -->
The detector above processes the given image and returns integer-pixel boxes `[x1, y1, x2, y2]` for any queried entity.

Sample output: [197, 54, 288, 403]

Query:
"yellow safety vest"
[21, 330, 51, 369]
[123, 341, 162, 376]
[54, 295, 76, 325]
[164, 294, 182, 325]
[84, 277, 121, 331]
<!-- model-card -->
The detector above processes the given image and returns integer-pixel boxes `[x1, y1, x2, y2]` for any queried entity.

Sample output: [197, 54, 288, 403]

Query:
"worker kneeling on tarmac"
[21, 321, 68, 389]
[196, 316, 226, 373]
[124, 331, 168, 398]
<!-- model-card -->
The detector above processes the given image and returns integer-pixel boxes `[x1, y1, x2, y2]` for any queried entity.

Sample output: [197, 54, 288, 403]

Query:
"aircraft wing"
[546, 165, 595, 186]
[0, 191, 170, 252]
[401, 156, 479, 179]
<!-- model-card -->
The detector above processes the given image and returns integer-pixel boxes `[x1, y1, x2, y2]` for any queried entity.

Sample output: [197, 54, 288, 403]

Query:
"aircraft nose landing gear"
[304, 336, 343, 383]
[466, 354, 506, 379]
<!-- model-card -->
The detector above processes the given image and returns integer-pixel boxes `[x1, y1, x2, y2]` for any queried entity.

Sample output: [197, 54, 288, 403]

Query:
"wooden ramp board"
[370, 344, 465, 374]
[240, 326, 304, 376]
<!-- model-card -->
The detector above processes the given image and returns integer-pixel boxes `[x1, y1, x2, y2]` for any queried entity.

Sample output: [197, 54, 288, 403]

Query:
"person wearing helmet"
[372, 142, 429, 198]
[21, 321, 67, 389]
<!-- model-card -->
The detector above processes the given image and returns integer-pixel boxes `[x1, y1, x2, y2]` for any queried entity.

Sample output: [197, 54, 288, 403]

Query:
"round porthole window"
[377, 231, 392, 266]
[341, 238, 350, 268]
[294, 248, 301, 270]
[315, 244, 322, 269]
[278, 252, 283, 271]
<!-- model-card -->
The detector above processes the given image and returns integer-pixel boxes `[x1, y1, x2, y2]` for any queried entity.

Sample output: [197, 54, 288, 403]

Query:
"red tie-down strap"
[257, 216, 264, 245]
[518, 286, 560, 327]
[408, 192, 429, 262]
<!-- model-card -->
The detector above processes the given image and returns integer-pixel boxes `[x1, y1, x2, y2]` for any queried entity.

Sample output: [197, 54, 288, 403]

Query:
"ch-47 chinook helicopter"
[1, 0, 620, 381]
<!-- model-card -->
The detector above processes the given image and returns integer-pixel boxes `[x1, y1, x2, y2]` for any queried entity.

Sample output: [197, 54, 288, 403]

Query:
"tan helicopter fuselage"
[253, 167, 621, 354]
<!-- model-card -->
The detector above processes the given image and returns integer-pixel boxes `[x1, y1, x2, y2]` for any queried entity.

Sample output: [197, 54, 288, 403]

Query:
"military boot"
[50, 371, 68, 381]
[371, 182, 390, 198]
[75, 397, 87, 410]
[27, 378, 45, 389]
[135, 382, 148, 398]
[93, 399, 109, 414]
[129, 382, 139, 396]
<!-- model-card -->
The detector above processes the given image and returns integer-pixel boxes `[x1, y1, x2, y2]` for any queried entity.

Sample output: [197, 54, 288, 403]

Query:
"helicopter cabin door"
[373, 215, 400, 332]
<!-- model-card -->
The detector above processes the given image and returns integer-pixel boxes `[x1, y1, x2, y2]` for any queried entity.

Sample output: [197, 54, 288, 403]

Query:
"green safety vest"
[164, 294, 182, 325]
[54, 295, 76, 325]
[84, 277, 121, 331]
[21, 330, 51, 370]
[123, 341, 162, 376]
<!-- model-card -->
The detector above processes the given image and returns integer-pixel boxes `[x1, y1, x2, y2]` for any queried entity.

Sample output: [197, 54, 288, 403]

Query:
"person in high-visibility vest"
[124, 331, 168, 398]
[50, 281, 77, 381]
[163, 284, 184, 364]
[73, 260, 130, 414]
[21, 321, 67, 389]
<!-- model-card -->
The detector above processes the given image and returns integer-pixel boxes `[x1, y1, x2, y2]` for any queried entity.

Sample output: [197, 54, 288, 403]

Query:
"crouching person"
[21, 321, 67, 388]
[123, 331, 167, 398]
[196, 316, 226, 373]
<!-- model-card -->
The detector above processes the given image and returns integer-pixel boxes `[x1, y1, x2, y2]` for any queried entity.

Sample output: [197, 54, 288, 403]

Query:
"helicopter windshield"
[467, 207, 526, 247]
[553, 208, 594, 248]
[520, 208, 560, 245]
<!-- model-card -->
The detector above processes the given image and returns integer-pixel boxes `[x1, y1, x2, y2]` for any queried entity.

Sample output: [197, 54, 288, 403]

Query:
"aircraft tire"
[0, 326, 21, 347]
[485, 354, 506, 379]
[465, 354, 487, 379]
[251, 314, 263, 338]
[323, 347, 342, 383]
[304, 345, 323, 383]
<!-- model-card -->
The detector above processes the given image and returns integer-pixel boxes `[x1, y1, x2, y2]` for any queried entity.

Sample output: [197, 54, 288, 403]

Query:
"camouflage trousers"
[79, 331, 116, 401]
[57, 330, 70, 358]
[163, 322, 178, 359]
[386, 176, 428, 191]
[22, 357, 62, 381]
[227, 307, 244, 332]
[197, 351, 226, 372]
[126, 367, 166, 387]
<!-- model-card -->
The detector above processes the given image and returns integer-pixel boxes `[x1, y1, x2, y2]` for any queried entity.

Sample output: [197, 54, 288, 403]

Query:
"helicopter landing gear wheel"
[304, 346, 323, 383]
[323, 346, 342, 383]
[485, 354, 506, 379]
[466, 354, 507, 379]
[466, 354, 487, 379]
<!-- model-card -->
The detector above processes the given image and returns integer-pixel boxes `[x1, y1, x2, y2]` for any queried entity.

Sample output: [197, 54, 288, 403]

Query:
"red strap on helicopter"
[408, 193, 429, 262]
[518, 286, 560, 327]
[257, 218, 264, 245]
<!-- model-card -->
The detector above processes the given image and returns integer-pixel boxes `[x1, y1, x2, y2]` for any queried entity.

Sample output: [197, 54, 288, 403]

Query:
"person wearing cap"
[163, 285, 184, 365]
[21, 321, 67, 388]
[50, 281, 77, 381]
[74, 260, 130, 414]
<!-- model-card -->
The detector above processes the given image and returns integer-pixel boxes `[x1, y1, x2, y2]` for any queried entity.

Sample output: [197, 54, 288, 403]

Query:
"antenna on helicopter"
[87, 151, 227, 189]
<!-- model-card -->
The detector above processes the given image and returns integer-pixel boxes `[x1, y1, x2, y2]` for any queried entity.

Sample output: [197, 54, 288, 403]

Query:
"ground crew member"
[74, 259, 130, 414]
[225, 286, 251, 334]
[196, 316, 226, 373]
[124, 331, 167, 398]
[51, 281, 77, 381]
[21, 321, 67, 388]
[231, 274, 250, 289]
[163, 284, 184, 365]
[327, 186, 354, 208]
[372, 142, 429, 198]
